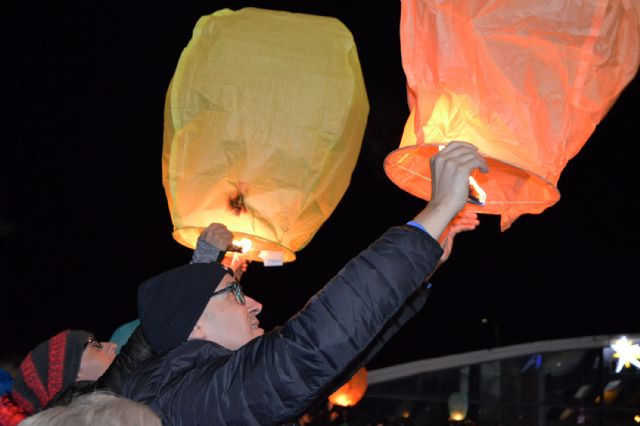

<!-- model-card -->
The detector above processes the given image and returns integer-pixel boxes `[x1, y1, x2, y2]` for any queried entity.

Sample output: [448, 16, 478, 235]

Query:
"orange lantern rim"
[383, 143, 560, 215]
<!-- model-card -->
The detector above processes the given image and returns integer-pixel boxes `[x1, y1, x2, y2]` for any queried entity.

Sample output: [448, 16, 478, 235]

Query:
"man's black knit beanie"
[137, 262, 229, 353]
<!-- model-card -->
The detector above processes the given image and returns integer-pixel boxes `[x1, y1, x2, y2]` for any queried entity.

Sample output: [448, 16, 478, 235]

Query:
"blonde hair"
[19, 391, 161, 426]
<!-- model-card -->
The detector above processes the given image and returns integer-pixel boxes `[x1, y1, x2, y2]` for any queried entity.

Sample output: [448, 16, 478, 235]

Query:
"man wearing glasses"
[123, 142, 488, 425]
[3, 223, 244, 423]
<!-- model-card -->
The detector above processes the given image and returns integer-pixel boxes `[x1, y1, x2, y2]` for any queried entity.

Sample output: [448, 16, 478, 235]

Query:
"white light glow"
[611, 336, 640, 373]
[450, 411, 465, 421]
[232, 238, 253, 254]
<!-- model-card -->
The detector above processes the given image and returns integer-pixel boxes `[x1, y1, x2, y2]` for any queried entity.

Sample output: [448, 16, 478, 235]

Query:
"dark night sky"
[2, 1, 638, 370]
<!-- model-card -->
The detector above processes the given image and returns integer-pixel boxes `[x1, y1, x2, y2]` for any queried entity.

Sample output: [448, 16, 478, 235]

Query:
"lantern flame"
[232, 238, 253, 254]
[332, 394, 354, 407]
[328, 367, 368, 407]
[450, 411, 465, 421]
[468, 175, 486, 206]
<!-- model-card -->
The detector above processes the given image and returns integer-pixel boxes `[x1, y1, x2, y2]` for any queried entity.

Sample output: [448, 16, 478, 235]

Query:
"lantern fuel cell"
[468, 175, 486, 206]
[259, 250, 284, 267]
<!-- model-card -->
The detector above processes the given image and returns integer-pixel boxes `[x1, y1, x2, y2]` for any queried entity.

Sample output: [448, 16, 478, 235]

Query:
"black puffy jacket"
[122, 225, 443, 425]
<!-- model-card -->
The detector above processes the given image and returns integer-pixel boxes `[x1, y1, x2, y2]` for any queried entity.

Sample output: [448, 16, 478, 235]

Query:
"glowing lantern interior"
[448, 392, 468, 421]
[328, 367, 368, 407]
[385, 0, 640, 229]
[163, 7, 369, 262]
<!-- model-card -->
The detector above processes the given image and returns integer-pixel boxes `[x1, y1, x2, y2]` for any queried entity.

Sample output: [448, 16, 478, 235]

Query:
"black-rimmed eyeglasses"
[211, 281, 245, 305]
[85, 336, 103, 350]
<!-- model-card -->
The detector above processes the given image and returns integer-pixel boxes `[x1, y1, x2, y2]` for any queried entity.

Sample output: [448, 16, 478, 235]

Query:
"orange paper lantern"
[163, 8, 369, 262]
[328, 367, 368, 407]
[385, 0, 640, 229]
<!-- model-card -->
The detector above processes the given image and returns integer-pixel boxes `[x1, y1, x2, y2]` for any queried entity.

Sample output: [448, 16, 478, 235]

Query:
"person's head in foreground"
[138, 261, 263, 353]
[19, 391, 161, 426]
[10, 330, 117, 414]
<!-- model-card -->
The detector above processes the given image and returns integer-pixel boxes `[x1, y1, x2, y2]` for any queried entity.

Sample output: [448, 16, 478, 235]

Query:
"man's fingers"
[440, 141, 479, 153]
[453, 220, 479, 228]
[425, 141, 490, 230]
[227, 243, 242, 252]
[449, 223, 477, 233]
[457, 210, 478, 219]
[433, 150, 488, 177]
[200, 223, 235, 252]
[460, 155, 488, 174]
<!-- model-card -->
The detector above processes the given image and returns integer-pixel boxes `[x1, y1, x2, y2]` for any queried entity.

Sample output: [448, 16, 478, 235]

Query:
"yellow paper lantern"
[163, 8, 369, 262]
[385, 0, 640, 229]
[448, 392, 468, 421]
[328, 367, 368, 407]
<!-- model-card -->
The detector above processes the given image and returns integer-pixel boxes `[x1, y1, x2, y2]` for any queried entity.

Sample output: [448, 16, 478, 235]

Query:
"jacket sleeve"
[96, 326, 153, 394]
[167, 225, 442, 425]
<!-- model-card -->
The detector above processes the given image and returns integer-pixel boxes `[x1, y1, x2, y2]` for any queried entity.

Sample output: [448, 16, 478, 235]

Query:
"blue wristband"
[406, 220, 427, 234]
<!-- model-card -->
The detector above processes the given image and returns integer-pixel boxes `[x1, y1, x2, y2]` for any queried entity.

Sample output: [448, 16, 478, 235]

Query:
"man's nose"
[245, 296, 262, 316]
[104, 342, 118, 353]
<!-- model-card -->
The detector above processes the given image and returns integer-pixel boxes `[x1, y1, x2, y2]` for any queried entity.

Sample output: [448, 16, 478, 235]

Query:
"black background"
[2, 1, 638, 370]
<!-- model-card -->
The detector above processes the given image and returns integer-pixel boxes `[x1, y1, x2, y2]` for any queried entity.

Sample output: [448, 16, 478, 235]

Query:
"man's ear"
[188, 323, 205, 340]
